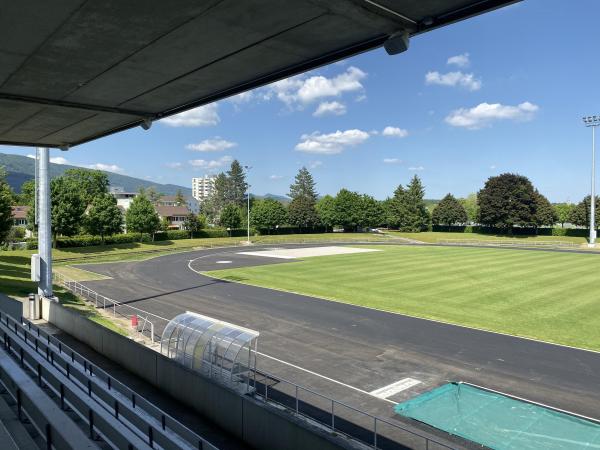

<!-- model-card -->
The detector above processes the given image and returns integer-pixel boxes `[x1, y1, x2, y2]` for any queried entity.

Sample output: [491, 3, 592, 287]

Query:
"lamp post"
[244, 165, 252, 244]
[583, 116, 600, 247]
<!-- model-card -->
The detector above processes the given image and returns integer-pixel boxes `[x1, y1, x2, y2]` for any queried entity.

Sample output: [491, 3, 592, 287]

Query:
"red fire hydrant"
[131, 314, 138, 329]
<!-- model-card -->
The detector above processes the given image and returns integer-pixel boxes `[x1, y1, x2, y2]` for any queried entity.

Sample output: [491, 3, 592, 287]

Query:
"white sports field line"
[370, 378, 421, 399]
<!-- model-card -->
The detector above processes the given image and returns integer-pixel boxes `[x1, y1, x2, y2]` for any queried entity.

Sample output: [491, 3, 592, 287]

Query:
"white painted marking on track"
[255, 351, 398, 405]
[215, 260, 232, 264]
[370, 378, 421, 399]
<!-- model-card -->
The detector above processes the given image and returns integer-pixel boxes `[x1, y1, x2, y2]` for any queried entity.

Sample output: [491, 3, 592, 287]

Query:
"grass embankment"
[386, 231, 588, 245]
[206, 245, 600, 351]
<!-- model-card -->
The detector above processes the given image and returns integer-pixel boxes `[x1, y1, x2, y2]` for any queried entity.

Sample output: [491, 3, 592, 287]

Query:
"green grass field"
[206, 245, 600, 351]
[387, 231, 588, 245]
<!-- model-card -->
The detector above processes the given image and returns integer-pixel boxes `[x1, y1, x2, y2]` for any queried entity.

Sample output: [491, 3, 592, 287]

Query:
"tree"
[227, 160, 247, 207]
[51, 176, 86, 241]
[316, 195, 337, 232]
[183, 213, 205, 238]
[145, 186, 162, 204]
[387, 185, 407, 229]
[357, 195, 385, 229]
[569, 196, 600, 229]
[333, 189, 361, 231]
[459, 193, 479, 224]
[289, 167, 317, 202]
[533, 190, 557, 228]
[432, 194, 468, 227]
[63, 168, 109, 204]
[477, 173, 537, 230]
[160, 216, 170, 232]
[288, 196, 320, 230]
[288, 167, 318, 230]
[175, 189, 186, 206]
[17, 179, 35, 205]
[554, 203, 574, 228]
[84, 193, 123, 243]
[126, 193, 160, 240]
[250, 199, 287, 233]
[220, 203, 242, 230]
[0, 171, 13, 245]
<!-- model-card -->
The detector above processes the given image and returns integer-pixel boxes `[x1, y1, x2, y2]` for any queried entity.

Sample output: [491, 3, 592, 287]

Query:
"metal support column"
[37, 147, 53, 298]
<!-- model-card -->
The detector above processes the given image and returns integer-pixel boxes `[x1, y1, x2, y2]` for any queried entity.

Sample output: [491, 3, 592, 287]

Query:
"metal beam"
[37, 147, 53, 298]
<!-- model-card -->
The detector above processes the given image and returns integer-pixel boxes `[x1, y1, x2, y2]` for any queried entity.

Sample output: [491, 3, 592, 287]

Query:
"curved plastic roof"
[161, 311, 258, 391]
[0, 0, 517, 148]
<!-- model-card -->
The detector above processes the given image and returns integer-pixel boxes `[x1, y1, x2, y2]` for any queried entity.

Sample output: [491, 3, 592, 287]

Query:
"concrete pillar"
[37, 147, 53, 298]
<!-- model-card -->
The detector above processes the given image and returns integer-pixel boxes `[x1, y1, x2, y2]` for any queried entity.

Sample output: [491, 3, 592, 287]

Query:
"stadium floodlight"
[583, 115, 600, 246]
[244, 165, 252, 245]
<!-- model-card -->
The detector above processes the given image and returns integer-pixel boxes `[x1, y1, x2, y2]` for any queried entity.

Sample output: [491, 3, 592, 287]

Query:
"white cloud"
[309, 161, 323, 169]
[447, 53, 470, 67]
[383, 158, 401, 164]
[186, 138, 237, 152]
[87, 163, 124, 173]
[295, 129, 369, 155]
[166, 162, 183, 169]
[408, 166, 424, 171]
[228, 91, 253, 103]
[382, 126, 408, 138]
[50, 156, 68, 165]
[268, 66, 366, 107]
[490, 165, 497, 170]
[425, 71, 481, 91]
[188, 155, 233, 169]
[269, 175, 284, 180]
[445, 101, 539, 129]
[160, 104, 219, 127]
[313, 101, 347, 117]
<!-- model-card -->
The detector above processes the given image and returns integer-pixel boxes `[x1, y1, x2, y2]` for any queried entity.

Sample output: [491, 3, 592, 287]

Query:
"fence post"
[295, 385, 299, 414]
[374, 417, 377, 449]
[331, 399, 335, 430]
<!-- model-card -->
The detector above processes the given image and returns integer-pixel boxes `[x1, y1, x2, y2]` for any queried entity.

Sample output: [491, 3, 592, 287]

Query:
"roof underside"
[1, 0, 516, 148]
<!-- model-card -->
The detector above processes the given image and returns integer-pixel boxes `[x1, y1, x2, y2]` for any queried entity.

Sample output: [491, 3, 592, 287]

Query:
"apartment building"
[191, 175, 216, 202]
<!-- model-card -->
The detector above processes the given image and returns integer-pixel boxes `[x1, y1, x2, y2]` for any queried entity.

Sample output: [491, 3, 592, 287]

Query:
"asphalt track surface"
[76, 243, 600, 448]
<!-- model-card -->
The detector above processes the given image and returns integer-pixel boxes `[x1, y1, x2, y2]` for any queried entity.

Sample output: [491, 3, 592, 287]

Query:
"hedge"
[430, 225, 589, 237]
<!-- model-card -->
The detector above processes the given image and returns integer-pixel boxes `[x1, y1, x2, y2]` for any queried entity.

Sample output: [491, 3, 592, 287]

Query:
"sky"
[3, 0, 600, 203]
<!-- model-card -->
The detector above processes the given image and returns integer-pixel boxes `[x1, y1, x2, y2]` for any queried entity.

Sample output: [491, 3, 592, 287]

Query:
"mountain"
[0, 152, 191, 196]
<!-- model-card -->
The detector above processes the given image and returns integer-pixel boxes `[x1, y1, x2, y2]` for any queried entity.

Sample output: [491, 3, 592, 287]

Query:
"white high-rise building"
[192, 175, 216, 202]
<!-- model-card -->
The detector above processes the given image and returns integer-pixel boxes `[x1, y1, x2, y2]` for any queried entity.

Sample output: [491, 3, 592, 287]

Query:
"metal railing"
[253, 370, 455, 450]
[53, 271, 160, 343]
[0, 309, 218, 450]
[437, 239, 580, 248]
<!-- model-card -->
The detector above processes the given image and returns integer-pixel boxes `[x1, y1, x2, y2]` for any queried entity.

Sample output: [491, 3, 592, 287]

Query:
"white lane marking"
[255, 351, 398, 405]
[370, 378, 421, 399]
[215, 261, 232, 264]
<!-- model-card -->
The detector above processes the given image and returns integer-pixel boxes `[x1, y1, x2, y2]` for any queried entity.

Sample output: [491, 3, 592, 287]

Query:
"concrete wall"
[42, 300, 353, 450]
[0, 294, 25, 321]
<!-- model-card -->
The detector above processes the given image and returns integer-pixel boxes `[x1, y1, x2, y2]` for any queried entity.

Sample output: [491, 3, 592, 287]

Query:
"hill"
[0, 152, 191, 196]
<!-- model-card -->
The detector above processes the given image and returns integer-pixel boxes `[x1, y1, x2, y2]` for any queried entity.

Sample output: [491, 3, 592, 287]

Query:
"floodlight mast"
[244, 165, 252, 245]
[583, 116, 600, 247]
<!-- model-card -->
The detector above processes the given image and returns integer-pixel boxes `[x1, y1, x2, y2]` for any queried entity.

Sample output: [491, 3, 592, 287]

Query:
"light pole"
[583, 116, 600, 247]
[244, 165, 252, 244]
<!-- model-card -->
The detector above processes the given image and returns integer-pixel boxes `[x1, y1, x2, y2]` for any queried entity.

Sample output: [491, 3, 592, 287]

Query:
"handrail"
[0, 309, 219, 450]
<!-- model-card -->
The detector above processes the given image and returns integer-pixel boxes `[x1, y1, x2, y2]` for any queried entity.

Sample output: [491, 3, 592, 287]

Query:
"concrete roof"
[1, 0, 517, 148]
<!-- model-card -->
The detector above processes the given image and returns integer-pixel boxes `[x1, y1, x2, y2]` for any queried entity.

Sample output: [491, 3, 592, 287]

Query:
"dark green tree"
[51, 176, 86, 241]
[316, 195, 337, 232]
[84, 193, 123, 243]
[227, 160, 247, 207]
[220, 203, 242, 230]
[0, 170, 13, 245]
[17, 179, 35, 205]
[183, 213, 204, 238]
[477, 173, 537, 230]
[288, 196, 319, 230]
[333, 189, 361, 231]
[250, 199, 288, 233]
[63, 168, 109, 204]
[533, 190, 557, 228]
[554, 203, 574, 228]
[432, 193, 468, 227]
[357, 195, 385, 229]
[126, 193, 160, 240]
[289, 167, 318, 202]
[287, 167, 318, 230]
[402, 175, 430, 231]
[568, 196, 600, 229]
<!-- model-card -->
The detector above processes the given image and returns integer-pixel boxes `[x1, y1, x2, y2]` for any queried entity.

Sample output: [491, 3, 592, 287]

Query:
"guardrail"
[53, 271, 161, 343]
[0, 309, 218, 450]
[253, 370, 455, 450]
[437, 239, 581, 248]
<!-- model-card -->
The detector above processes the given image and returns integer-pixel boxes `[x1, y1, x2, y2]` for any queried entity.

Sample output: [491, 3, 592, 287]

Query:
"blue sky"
[4, 0, 600, 202]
